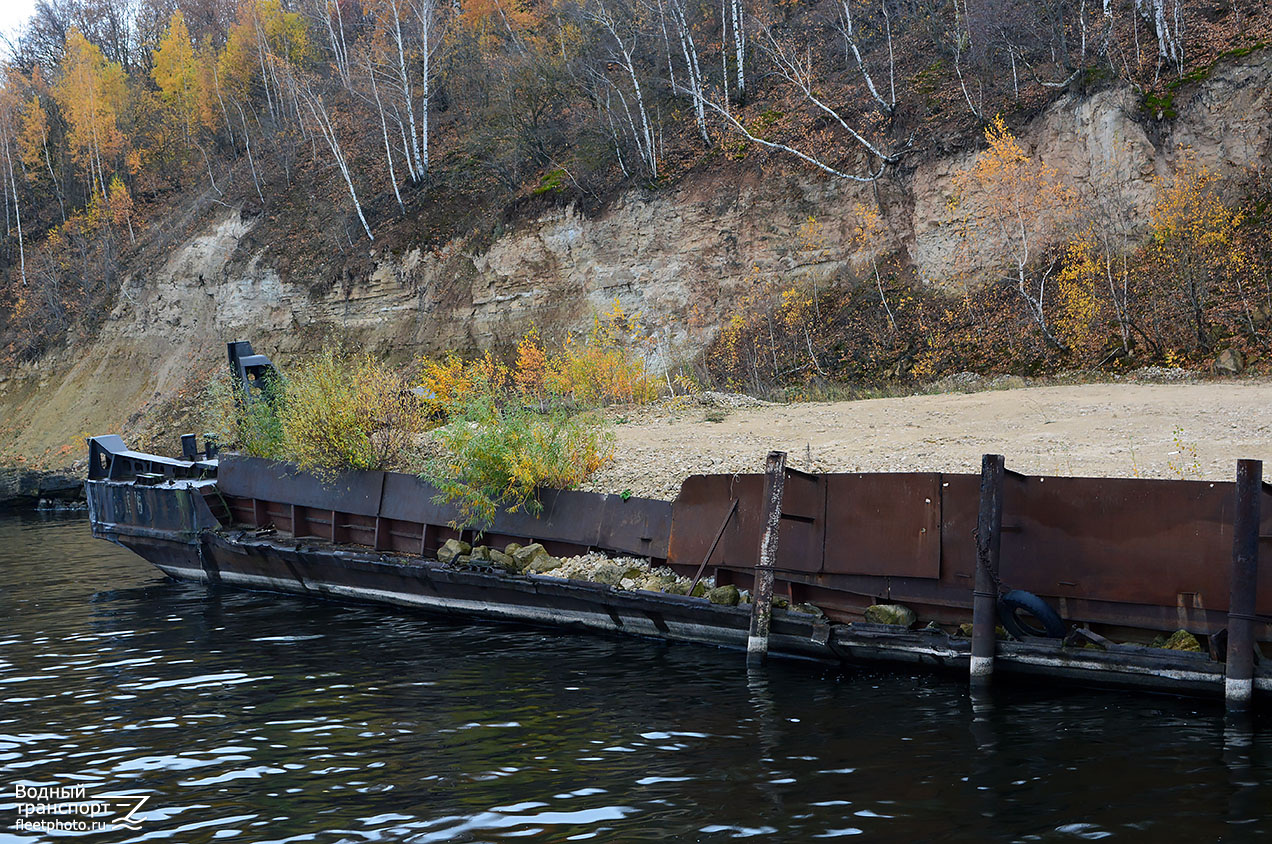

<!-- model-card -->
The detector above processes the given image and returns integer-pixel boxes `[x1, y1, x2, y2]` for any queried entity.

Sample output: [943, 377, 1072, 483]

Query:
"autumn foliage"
[710, 120, 1272, 393]
[0, 0, 1269, 385]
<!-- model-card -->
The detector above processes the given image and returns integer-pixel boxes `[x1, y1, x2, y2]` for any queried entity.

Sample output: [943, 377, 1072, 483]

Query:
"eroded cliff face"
[2, 51, 1269, 462]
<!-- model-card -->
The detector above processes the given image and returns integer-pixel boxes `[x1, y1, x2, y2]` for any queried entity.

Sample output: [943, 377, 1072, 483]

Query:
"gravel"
[583, 379, 1272, 501]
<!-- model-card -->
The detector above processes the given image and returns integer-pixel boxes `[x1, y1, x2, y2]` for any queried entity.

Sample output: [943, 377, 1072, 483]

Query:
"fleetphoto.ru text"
[10, 784, 149, 833]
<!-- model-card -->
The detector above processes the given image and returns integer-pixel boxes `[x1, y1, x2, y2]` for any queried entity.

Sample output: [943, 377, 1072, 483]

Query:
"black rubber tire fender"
[997, 589, 1066, 639]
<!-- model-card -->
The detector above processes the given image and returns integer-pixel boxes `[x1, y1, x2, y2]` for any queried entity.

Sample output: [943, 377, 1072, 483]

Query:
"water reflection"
[1, 512, 1271, 841]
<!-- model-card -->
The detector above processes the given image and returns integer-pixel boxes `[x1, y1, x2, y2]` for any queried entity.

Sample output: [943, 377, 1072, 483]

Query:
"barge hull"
[84, 442, 1272, 702]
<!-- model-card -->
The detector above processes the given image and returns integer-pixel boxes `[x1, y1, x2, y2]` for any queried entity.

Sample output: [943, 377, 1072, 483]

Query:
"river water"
[1, 512, 1270, 842]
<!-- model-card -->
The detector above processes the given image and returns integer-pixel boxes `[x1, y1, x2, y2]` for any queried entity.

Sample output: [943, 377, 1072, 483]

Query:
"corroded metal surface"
[669, 466, 1272, 639]
[218, 455, 672, 563]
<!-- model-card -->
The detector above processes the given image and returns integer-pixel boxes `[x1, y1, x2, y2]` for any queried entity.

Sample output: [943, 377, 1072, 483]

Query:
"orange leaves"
[17, 95, 49, 174]
[54, 29, 129, 197]
[957, 115, 1075, 246]
[514, 328, 549, 396]
[423, 305, 658, 413]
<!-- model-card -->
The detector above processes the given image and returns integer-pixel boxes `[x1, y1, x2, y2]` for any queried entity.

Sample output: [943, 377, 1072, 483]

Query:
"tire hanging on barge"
[997, 590, 1066, 640]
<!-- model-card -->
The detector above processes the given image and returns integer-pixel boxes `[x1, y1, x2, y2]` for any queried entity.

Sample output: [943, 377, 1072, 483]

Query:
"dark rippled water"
[2, 512, 1271, 842]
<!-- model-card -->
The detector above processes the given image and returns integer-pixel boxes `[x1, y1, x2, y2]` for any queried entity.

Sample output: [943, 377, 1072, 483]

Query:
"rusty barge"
[86, 429, 1272, 709]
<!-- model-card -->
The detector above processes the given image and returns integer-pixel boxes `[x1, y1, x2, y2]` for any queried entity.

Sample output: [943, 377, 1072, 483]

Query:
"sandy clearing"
[584, 381, 1272, 500]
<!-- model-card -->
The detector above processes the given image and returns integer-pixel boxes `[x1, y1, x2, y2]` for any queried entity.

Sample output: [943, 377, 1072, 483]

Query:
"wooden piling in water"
[1225, 458, 1261, 710]
[747, 450, 787, 667]
[971, 454, 1004, 686]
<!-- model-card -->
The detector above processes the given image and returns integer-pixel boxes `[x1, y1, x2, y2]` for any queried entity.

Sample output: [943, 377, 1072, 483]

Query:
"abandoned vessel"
[84, 424, 1272, 708]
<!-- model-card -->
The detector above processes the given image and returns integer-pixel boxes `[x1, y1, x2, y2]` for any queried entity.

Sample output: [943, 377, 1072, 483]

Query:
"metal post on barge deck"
[971, 454, 1005, 687]
[1225, 459, 1261, 711]
[747, 450, 787, 667]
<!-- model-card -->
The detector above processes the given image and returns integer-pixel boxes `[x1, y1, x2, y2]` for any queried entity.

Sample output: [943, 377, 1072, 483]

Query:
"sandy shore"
[584, 381, 1272, 500]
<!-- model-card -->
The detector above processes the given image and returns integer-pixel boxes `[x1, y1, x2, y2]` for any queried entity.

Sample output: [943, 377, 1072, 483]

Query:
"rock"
[640, 573, 678, 592]
[437, 538, 471, 563]
[489, 550, 519, 573]
[1214, 348, 1244, 375]
[1163, 629, 1202, 652]
[789, 602, 824, 617]
[772, 596, 790, 610]
[592, 560, 643, 586]
[619, 577, 639, 590]
[527, 554, 563, 574]
[454, 554, 472, 565]
[957, 623, 974, 638]
[504, 542, 523, 557]
[691, 582, 708, 598]
[863, 604, 916, 628]
[470, 544, 491, 562]
[0, 467, 83, 509]
[708, 584, 740, 606]
[512, 543, 549, 567]
[664, 581, 690, 595]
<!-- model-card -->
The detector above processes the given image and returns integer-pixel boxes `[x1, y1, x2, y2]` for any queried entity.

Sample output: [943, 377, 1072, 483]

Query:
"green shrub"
[278, 349, 431, 475]
[198, 371, 285, 460]
[421, 389, 614, 528]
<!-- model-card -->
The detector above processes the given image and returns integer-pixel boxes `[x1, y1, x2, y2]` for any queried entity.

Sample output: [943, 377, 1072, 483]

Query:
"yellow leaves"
[422, 308, 657, 419]
[277, 349, 432, 475]
[797, 215, 826, 256]
[1148, 158, 1241, 263]
[259, 0, 317, 69]
[218, 17, 259, 101]
[17, 96, 48, 174]
[153, 12, 197, 111]
[982, 115, 1028, 168]
[849, 202, 884, 252]
[1055, 231, 1101, 352]
[152, 11, 218, 134]
[55, 29, 128, 181]
[419, 351, 508, 415]
[106, 175, 133, 227]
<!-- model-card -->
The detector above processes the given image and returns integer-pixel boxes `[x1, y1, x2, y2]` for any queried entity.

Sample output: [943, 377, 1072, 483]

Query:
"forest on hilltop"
[0, 0, 1269, 390]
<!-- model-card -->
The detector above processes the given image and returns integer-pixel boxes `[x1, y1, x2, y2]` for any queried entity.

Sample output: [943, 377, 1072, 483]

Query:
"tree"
[54, 29, 128, 203]
[954, 116, 1074, 348]
[700, 13, 911, 183]
[106, 172, 133, 242]
[1144, 159, 1243, 354]
[297, 76, 374, 241]
[0, 77, 28, 285]
[18, 91, 66, 222]
[151, 11, 202, 133]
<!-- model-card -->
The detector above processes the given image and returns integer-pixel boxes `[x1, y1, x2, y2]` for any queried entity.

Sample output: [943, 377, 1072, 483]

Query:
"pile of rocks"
[433, 538, 826, 616]
[434, 540, 711, 596]
[696, 391, 772, 409]
[541, 552, 711, 596]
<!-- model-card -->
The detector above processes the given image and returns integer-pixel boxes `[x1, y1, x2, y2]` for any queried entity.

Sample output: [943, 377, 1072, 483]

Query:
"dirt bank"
[585, 380, 1272, 500]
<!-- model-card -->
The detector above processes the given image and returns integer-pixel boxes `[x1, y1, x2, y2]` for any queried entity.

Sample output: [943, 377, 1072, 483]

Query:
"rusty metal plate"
[776, 469, 825, 573]
[668, 474, 742, 573]
[998, 475, 1232, 610]
[823, 474, 942, 579]
[219, 456, 384, 516]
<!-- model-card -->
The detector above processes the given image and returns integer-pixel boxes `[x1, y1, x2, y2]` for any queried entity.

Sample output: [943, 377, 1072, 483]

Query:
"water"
[1, 513, 1270, 843]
